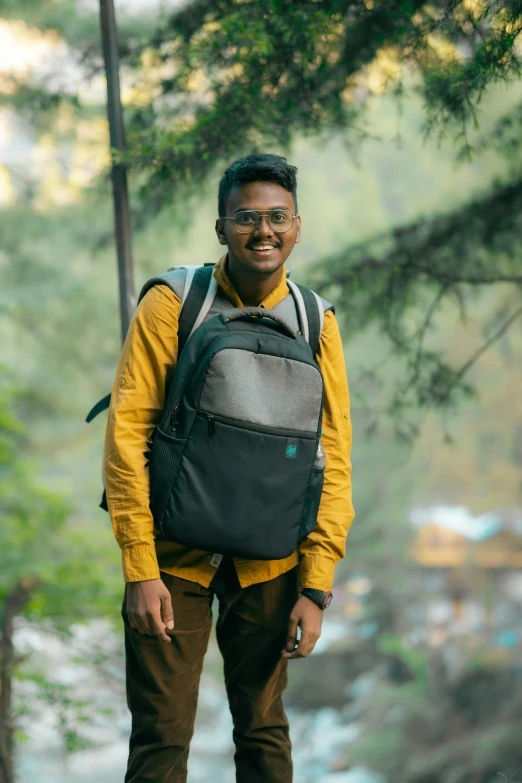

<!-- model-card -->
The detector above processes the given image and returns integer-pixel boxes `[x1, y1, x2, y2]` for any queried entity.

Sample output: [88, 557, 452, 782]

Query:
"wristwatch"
[300, 588, 333, 610]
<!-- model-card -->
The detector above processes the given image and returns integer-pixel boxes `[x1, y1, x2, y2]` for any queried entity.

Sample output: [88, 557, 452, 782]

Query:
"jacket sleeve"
[298, 309, 355, 591]
[103, 284, 181, 582]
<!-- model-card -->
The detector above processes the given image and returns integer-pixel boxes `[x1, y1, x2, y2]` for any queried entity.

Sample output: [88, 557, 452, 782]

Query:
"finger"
[135, 613, 153, 636]
[284, 616, 299, 652]
[150, 612, 171, 642]
[160, 592, 175, 631]
[136, 616, 149, 635]
[143, 612, 159, 637]
[283, 636, 316, 660]
[128, 612, 146, 634]
[282, 649, 303, 660]
[296, 632, 316, 658]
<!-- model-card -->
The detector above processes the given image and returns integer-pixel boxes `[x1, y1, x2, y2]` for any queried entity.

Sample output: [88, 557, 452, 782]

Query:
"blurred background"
[1, 1, 522, 782]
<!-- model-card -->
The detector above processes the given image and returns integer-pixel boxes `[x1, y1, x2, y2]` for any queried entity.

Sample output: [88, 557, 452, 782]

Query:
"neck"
[227, 258, 284, 306]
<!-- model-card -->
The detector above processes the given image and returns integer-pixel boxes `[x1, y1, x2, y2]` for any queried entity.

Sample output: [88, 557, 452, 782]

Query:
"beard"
[246, 258, 285, 276]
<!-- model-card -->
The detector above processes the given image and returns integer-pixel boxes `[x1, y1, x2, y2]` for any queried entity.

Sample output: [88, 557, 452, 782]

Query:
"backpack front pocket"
[298, 466, 324, 542]
[149, 427, 187, 531]
[161, 413, 317, 559]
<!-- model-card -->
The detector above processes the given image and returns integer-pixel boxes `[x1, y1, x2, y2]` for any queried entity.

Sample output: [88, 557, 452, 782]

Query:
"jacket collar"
[213, 254, 289, 310]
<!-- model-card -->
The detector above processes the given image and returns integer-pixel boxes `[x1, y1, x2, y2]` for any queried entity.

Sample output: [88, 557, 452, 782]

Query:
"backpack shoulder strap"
[85, 264, 216, 423]
[86, 393, 112, 423]
[137, 263, 215, 306]
[177, 265, 217, 357]
[286, 280, 334, 358]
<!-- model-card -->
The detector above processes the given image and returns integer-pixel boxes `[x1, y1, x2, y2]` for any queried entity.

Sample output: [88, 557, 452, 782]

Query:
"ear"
[295, 215, 301, 245]
[215, 218, 228, 246]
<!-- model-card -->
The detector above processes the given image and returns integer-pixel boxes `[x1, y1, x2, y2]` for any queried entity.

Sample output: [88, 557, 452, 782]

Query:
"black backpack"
[87, 265, 332, 560]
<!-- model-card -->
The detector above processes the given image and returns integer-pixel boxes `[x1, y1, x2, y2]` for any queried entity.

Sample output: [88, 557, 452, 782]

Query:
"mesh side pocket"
[298, 467, 324, 542]
[149, 428, 186, 532]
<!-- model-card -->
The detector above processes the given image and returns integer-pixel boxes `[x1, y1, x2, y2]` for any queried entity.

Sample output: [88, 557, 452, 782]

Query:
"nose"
[254, 215, 275, 236]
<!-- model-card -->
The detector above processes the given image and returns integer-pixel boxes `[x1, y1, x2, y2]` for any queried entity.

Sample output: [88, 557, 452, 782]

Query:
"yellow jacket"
[104, 256, 354, 591]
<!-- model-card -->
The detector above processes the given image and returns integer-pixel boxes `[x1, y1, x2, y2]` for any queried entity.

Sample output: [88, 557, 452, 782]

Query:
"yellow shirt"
[103, 256, 354, 591]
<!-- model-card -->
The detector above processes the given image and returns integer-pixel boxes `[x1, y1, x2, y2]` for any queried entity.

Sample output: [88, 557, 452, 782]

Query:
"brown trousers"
[122, 558, 299, 783]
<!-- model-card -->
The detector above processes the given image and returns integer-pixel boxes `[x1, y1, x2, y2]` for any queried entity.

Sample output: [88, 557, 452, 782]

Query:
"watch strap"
[300, 588, 333, 610]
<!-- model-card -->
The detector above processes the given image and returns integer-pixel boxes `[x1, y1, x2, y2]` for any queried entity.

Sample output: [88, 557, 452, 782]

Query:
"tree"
[1, 6, 521, 779]
[11, 0, 518, 428]
[335, 633, 522, 783]
[117, 0, 522, 431]
[0, 376, 118, 783]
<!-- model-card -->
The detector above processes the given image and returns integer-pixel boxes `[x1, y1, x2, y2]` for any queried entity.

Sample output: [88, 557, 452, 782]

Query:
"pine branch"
[455, 302, 522, 380]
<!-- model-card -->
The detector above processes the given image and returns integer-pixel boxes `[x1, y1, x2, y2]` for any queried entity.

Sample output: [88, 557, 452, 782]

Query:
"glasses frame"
[221, 208, 298, 234]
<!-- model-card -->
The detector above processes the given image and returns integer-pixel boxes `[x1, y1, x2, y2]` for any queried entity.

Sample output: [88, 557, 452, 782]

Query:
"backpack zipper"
[170, 405, 180, 431]
[167, 335, 224, 432]
[198, 411, 316, 440]
[168, 335, 323, 434]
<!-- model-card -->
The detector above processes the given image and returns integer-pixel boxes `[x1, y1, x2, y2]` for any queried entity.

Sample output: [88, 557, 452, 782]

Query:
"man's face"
[215, 180, 301, 276]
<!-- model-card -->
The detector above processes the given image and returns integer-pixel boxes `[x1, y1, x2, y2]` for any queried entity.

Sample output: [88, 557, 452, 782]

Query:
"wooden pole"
[99, 0, 135, 343]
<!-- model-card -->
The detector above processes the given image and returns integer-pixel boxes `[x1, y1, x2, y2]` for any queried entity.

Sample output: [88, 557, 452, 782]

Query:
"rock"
[285, 648, 378, 711]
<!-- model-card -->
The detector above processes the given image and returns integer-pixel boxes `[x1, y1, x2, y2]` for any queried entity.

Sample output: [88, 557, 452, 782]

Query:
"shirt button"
[119, 377, 126, 388]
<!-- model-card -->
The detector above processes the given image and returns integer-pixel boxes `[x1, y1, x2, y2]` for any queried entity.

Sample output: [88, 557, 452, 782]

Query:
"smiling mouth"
[248, 244, 279, 253]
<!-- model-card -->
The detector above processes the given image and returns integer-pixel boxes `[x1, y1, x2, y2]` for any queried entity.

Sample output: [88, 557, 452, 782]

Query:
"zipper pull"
[207, 414, 215, 436]
[170, 405, 180, 431]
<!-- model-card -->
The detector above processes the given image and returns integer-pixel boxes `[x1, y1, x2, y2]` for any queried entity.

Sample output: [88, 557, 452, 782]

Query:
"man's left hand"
[282, 595, 324, 659]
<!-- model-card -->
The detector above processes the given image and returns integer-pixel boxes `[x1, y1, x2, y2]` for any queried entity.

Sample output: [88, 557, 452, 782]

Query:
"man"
[104, 153, 354, 783]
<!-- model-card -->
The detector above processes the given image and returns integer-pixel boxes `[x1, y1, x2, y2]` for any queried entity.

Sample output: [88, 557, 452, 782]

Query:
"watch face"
[324, 592, 333, 609]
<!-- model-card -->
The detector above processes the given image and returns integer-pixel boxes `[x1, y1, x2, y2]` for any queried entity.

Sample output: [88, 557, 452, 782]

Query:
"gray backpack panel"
[199, 349, 323, 432]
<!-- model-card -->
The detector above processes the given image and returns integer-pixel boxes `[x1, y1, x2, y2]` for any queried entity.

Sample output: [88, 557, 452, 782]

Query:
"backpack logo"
[285, 441, 299, 459]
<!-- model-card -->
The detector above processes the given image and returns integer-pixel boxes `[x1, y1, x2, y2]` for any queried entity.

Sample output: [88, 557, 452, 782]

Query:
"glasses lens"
[268, 210, 293, 233]
[232, 209, 294, 233]
[233, 211, 259, 233]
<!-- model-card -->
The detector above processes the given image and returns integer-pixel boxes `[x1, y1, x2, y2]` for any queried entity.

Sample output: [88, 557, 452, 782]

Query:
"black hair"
[218, 153, 298, 216]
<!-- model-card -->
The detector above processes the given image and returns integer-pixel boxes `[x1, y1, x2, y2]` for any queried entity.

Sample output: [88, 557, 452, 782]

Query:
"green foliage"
[0, 375, 119, 623]
[16, 674, 98, 754]
[57, 0, 522, 427]
[343, 649, 522, 783]
[420, 2, 522, 144]
[1, 3, 522, 778]
[0, 374, 121, 776]
[5, 1, 522, 425]
[113, 1, 522, 211]
[378, 633, 427, 683]
[0, 377, 67, 605]
[306, 175, 522, 435]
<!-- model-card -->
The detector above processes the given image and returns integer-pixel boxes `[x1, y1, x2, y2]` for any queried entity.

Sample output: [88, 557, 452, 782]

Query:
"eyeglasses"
[221, 208, 297, 234]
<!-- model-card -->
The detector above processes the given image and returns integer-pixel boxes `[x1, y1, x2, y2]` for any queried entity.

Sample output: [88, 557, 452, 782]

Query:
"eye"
[235, 211, 257, 225]
[270, 211, 288, 222]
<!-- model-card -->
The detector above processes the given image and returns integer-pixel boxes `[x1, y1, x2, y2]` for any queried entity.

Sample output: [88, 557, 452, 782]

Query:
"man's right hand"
[126, 578, 174, 642]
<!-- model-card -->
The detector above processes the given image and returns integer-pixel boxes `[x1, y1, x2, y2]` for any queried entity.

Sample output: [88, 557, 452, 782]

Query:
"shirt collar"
[213, 253, 290, 309]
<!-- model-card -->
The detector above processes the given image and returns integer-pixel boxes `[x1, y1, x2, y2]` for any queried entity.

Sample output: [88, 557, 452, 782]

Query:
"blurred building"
[408, 505, 522, 651]
[410, 505, 522, 569]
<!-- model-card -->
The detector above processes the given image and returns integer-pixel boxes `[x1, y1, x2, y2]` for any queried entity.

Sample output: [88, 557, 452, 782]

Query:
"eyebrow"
[234, 206, 292, 213]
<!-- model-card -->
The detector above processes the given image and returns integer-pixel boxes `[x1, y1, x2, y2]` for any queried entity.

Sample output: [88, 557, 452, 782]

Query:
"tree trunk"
[0, 580, 38, 783]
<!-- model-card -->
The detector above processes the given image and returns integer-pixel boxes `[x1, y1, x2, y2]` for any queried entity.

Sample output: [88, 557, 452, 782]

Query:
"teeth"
[253, 246, 275, 250]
